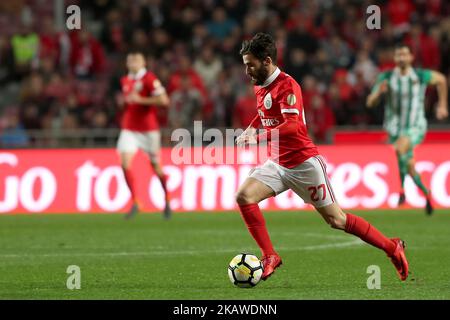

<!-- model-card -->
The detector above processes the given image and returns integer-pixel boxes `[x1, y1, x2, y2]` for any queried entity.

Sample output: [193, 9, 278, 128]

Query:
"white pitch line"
[302, 232, 351, 240]
[191, 230, 350, 240]
[0, 239, 364, 259]
[281, 239, 364, 251]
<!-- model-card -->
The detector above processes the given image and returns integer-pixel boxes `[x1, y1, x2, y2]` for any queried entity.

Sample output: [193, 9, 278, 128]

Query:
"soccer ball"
[228, 253, 263, 288]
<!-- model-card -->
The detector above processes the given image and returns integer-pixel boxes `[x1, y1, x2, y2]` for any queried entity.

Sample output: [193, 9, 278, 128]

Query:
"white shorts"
[249, 156, 336, 208]
[117, 129, 161, 162]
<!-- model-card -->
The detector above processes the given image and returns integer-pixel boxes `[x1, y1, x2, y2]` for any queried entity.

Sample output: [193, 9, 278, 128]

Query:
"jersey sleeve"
[371, 72, 389, 94]
[146, 73, 166, 96]
[416, 68, 432, 85]
[249, 114, 261, 128]
[278, 79, 302, 116]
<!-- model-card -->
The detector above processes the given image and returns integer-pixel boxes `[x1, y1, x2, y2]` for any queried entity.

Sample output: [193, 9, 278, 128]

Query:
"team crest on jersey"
[263, 93, 272, 109]
[287, 94, 296, 106]
[134, 81, 143, 92]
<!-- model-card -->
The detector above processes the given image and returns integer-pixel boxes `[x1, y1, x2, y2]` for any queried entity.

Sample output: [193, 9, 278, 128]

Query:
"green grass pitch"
[0, 210, 449, 299]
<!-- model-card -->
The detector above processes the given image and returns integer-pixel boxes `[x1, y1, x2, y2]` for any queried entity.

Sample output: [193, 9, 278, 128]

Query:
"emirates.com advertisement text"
[1, 144, 449, 214]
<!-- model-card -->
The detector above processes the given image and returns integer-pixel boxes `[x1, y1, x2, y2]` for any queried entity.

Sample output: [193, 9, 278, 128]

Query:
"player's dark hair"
[240, 33, 277, 63]
[394, 43, 412, 52]
[126, 49, 146, 58]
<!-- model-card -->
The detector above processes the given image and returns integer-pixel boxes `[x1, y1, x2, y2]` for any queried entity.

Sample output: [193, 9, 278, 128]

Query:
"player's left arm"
[237, 111, 299, 146]
[428, 70, 448, 120]
[255, 113, 298, 143]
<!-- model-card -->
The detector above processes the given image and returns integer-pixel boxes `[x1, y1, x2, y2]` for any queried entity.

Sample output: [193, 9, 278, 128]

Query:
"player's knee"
[151, 161, 162, 173]
[120, 153, 134, 170]
[235, 190, 255, 205]
[394, 144, 406, 155]
[121, 160, 132, 170]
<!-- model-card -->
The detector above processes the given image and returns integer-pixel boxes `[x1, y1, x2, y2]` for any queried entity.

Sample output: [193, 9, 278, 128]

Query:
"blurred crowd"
[0, 0, 449, 147]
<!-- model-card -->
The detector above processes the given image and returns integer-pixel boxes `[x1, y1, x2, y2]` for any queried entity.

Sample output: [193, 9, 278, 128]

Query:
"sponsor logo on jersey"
[261, 118, 280, 127]
[263, 93, 272, 109]
[287, 94, 296, 106]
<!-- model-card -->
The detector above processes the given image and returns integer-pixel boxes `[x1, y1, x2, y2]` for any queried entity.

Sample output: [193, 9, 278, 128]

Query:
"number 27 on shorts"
[308, 184, 326, 202]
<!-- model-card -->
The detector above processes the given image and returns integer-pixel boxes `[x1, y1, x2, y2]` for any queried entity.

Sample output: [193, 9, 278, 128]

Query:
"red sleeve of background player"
[145, 72, 166, 96]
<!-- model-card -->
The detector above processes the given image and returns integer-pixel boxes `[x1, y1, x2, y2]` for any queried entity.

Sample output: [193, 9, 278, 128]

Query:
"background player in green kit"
[367, 44, 448, 215]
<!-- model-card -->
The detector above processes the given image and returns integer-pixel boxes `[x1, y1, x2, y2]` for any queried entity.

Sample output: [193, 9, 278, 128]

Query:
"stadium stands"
[0, 0, 449, 147]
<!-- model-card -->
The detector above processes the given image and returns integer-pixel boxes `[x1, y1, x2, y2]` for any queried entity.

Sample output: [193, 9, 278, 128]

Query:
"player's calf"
[316, 204, 347, 230]
[236, 179, 280, 264]
[318, 204, 398, 256]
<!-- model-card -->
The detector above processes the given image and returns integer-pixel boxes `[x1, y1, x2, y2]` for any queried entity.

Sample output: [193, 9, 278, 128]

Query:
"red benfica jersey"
[254, 68, 319, 168]
[120, 68, 165, 131]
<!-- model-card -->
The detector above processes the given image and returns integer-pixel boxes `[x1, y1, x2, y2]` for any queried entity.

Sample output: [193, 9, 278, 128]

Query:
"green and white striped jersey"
[372, 67, 432, 137]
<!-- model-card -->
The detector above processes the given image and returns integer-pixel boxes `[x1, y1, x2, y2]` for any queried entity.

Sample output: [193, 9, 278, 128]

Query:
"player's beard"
[250, 66, 270, 86]
[396, 60, 410, 71]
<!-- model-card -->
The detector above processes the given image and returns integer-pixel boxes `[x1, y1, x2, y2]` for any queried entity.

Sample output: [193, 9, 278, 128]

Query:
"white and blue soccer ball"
[228, 253, 263, 288]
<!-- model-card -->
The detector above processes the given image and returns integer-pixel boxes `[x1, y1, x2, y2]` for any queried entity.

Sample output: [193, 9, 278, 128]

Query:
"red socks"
[345, 213, 396, 256]
[238, 203, 276, 256]
[238, 206, 395, 258]
[123, 169, 396, 259]
[123, 168, 137, 201]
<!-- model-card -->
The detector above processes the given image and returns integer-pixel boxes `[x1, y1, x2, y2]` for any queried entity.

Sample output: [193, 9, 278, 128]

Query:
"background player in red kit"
[235, 33, 409, 281]
[118, 51, 171, 219]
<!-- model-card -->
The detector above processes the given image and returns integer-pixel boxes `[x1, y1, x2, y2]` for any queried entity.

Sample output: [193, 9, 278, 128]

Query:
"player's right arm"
[236, 115, 260, 147]
[428, 70, 448, 120]
[126, 80, 170, 107]
[125, 75, 170, 107]
[366, 72, 389, 108]
[126, 91, 170, 107]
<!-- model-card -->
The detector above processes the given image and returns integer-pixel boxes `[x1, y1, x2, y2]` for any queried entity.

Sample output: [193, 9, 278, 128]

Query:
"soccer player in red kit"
[235, 33, 409, 281]
[118, 50, 171, 219]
